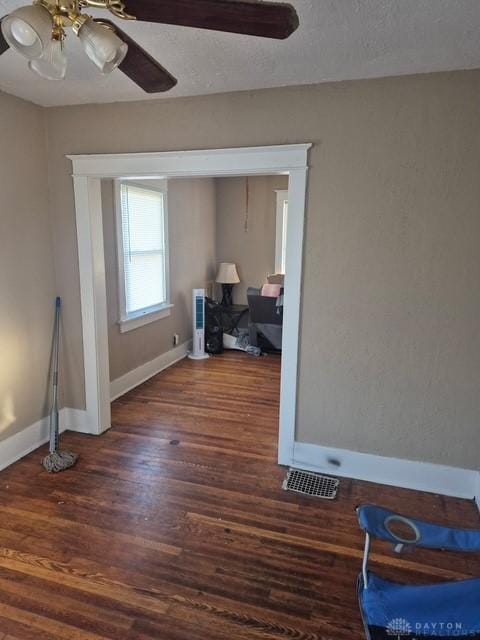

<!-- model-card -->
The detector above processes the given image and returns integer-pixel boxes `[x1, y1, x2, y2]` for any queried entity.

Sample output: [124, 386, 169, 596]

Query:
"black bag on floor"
[205, 298, 224, 354]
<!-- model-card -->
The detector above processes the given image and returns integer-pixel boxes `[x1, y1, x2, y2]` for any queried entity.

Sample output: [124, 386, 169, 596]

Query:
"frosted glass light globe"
[29, 39, 67, 80]
[10, 18, 38, 47]
[1, 5, 53, 59]
[78, 18, 127, 74]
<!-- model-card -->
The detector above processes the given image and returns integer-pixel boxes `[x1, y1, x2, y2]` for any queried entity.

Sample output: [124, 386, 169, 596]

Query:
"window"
[275, 189, 288, 274]
[115, 180, 171, 332]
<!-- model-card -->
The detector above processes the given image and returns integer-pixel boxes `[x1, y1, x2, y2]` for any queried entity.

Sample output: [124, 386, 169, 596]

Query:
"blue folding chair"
[357, 505, 480, 639]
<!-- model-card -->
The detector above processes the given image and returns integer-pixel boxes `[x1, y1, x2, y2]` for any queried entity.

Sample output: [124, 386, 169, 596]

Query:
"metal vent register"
[282, 468, 339, 499]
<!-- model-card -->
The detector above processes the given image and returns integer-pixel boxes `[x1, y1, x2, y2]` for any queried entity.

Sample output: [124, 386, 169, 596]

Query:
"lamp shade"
[216, 262, 240, 284]
[29, 38, 67, 80]
[78, 18, 127, 74]
[1, 4, 53, 60]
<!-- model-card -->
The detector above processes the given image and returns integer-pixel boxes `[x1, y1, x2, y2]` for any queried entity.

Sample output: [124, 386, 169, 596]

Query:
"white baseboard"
[110, 340, 191, 401]
[0, 408, 89, 472]
[292, 441, 479, 501]
[0, 416, 50, 472]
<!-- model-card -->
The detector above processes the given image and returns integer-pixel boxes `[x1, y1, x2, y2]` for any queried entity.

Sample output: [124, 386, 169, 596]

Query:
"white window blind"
[119, 183, 167, 317]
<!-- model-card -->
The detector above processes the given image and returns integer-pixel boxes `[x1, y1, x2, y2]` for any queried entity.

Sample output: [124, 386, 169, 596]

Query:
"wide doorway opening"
[70, 144, 310, 466]
[103, 173, 289, 459]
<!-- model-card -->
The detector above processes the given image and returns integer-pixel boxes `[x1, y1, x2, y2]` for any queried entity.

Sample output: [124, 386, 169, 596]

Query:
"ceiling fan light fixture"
[77, 18, 127, 74]
[28, 37, 67, 80]
[1, 4, 53, 59]
[0, 0, 298, 92]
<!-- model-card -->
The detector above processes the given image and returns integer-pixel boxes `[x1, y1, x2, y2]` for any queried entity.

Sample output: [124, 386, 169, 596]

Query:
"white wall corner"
[110, 340, 191, 401]
[292, 441, 478, 501]
[60, 407, 90, 434]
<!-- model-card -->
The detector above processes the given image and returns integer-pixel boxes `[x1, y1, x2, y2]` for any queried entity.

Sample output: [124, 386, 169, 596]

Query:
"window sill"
[119, 304, 173, 333]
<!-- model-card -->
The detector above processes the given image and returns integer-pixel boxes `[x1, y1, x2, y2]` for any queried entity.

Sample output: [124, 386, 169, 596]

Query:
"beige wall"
[102, 178, 216, 381]
[215, 175, 288, 304]
[0, 90, 56, 441]
[44, 70, 480, 470]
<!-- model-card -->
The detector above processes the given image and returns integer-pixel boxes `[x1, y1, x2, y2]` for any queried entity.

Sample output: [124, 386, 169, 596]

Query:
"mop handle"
[49, 297, 61, 454]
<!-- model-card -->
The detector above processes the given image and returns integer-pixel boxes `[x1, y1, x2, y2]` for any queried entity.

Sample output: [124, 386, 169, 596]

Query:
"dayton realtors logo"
[386, 618, 466, 638]
[414, 622, 464, 636]
[387, 618, 413, 637]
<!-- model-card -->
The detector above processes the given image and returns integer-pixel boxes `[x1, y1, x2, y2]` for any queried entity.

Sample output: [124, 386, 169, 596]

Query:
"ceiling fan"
[0, 0, 298, 91]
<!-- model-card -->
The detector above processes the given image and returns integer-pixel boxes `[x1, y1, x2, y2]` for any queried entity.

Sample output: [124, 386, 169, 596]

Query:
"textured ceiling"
[0, 0, 479, 107]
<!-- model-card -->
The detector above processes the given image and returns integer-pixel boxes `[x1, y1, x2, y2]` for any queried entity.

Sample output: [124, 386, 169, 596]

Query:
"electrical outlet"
[173, 334, 179, 347]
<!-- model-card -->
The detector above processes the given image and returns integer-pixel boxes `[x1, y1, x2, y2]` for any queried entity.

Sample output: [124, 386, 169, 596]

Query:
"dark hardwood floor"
[0, 351, 478, 639]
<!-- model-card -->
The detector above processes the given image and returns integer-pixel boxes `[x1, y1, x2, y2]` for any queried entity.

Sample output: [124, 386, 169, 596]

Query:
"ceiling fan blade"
[122, 0, 299, 40]
[96, 20, 177, 93]
[0, 19, 10, 55]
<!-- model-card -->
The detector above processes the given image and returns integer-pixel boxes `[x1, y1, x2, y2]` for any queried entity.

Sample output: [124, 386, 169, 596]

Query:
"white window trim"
[114, 179, 172, 333]
[275, 189, 288, 274]
[118, 303, 174, 333]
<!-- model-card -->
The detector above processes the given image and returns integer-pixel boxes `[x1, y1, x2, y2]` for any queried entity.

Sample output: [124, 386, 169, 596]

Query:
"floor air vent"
[282, 468, 339, 499]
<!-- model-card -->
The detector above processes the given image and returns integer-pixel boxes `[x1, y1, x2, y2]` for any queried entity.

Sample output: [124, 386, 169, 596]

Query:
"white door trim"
[73, 176, 112, 434]
[69, 143, 311, 465]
